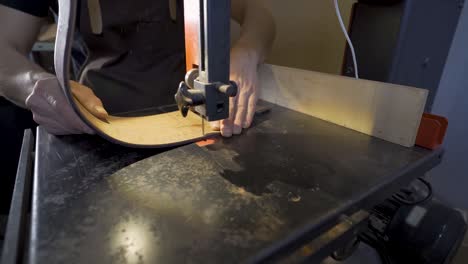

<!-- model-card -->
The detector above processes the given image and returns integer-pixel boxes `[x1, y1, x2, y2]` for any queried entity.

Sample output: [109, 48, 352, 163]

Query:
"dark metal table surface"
[27, 103, 443, 264]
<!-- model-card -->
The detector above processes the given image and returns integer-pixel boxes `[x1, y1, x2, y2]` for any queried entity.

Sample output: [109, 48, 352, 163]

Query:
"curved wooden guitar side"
[74, 99, 217, 147]
[55, 0, 218, 148]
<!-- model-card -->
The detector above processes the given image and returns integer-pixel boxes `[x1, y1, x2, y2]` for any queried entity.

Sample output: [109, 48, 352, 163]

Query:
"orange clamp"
[415, 113, 448, 150]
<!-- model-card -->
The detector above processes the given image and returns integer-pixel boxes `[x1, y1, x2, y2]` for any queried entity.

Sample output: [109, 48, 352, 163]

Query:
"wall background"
[428, 2, 468, 210]
[232, 0, 357, 74]
[266, 0, 356, 74]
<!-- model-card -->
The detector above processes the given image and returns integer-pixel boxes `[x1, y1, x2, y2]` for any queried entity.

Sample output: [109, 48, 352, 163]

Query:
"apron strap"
[87, 0, 103, 34]
[169, 0, 177, 21]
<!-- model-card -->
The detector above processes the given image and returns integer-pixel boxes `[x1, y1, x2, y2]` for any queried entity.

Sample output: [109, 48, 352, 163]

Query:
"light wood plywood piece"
[258, 64, 428, 147]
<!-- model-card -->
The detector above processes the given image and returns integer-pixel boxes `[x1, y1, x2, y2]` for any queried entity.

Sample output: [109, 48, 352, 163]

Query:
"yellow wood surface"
[75, 99, 218, 147]
[258, 64, 428, 147]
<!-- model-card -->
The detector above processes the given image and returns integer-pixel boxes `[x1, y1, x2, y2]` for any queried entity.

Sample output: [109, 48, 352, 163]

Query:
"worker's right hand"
[25, 77, 109, 135]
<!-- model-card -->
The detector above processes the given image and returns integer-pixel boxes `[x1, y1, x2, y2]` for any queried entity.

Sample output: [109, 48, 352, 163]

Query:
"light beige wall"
[265, 0, 357, 74]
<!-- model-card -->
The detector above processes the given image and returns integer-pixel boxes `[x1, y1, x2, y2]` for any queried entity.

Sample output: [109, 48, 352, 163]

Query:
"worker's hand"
[212, 45, 260, 137]
[25, 78, 108, 135]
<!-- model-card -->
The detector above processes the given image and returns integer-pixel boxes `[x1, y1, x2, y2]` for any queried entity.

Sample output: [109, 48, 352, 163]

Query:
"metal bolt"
[219, 81, 238, 97]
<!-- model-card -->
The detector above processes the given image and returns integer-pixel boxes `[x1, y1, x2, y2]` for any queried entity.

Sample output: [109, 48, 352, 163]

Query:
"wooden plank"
[258, 64, 428, 147]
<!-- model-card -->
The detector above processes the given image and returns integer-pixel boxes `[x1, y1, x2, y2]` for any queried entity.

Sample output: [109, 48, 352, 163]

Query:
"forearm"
[233, 0, 276, 62]
[0, 5, 53, 108]
[0, 43, 52, 107]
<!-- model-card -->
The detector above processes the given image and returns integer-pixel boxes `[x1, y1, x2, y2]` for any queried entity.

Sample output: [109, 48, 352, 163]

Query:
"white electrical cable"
[333, 0, 359, 79]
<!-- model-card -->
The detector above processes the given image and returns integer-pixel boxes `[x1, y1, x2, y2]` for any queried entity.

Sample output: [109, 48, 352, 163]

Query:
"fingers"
[220, 95, 238, 137]
[70, 81, 109, 120]
[233, 88, 249, 134]
[31, 95, 94, 135]
[220, 71, 257, 137]
[244, 92, 258, 128]
[27, 79, 95, 135]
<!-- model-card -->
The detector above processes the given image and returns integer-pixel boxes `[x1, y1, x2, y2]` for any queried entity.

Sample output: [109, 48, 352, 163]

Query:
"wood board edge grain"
[258, 64, 428, 147]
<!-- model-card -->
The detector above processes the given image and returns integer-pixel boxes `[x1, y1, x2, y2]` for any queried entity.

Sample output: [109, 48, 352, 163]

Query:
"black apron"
[78, 0, 185, 114]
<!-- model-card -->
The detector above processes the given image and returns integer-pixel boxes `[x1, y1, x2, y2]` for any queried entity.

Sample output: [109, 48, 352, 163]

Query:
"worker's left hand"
[212, 45, 260, 137]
